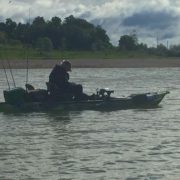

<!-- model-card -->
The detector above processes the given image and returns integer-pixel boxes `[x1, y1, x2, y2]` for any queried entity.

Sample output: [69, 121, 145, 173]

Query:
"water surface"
[0, 68, 180, 180]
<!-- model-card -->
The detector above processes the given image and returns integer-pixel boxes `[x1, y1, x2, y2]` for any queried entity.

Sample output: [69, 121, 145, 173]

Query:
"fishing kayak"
[0, 87, 169, 112]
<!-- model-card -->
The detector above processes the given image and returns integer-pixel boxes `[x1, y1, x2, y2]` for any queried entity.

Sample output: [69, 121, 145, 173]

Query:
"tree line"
[118, 33, 180, 57]
[0, 15, 111, 51]
[0, 15, 180, 57]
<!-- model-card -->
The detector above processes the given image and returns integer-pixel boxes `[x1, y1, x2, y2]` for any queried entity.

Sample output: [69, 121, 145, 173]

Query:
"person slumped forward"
[48, 60, 88, 100]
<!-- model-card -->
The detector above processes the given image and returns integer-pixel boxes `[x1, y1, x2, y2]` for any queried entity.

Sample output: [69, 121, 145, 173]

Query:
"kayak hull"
[0, 91, 169, 112]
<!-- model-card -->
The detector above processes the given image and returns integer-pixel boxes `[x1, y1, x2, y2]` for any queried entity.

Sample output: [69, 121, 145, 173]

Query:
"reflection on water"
[0, 68, 180, 179]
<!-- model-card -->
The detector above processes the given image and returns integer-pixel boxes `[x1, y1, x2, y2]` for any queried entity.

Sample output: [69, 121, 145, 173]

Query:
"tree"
[36, 37, 53, 54]
[0, 15, 113, 51]
[5, 18, 17, 39]
[93, 25, 112, 50]
[137, 43, 147, 51]
[16, 23, 31, 44]
[32, 16, 46, 26]
[118, 35, 137, 50]
[47, 17, 63, 49]
[0, 22, 6, 32]
[50, 16, 62, 26]
[156, 44, 168, 56]
[63, 25, 86, 50]
[30, 16, 47, 44]
[168, 45, 180, 56]
[0, 31, 7, 44]
[63, 15, 112, 50]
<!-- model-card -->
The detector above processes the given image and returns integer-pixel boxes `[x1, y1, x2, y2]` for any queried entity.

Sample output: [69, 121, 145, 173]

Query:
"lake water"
[0, 68, 180, 180]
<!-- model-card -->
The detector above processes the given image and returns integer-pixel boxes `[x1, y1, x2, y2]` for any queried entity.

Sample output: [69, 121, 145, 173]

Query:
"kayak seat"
[46, 82, 74, 101]
[25, 83, 35, 91]
[27, 89, 48, 102]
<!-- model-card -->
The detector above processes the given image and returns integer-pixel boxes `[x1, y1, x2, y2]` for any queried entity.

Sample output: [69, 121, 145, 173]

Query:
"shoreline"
[0, 58, 180, 68]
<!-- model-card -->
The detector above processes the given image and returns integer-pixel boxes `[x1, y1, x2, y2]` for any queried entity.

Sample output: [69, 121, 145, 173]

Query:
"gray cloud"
[122, 11, 179, 29]
[1, 0, 180, 46]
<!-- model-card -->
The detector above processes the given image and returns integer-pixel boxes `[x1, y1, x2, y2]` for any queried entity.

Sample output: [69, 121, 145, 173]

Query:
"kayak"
[0, 86, 169, 112]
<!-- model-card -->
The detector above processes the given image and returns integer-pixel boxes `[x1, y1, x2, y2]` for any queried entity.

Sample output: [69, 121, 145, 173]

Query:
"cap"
[61, 60, 71, 71]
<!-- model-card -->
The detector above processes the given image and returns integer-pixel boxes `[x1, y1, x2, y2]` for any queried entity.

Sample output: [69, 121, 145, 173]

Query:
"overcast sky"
[1, 0, 180, 47]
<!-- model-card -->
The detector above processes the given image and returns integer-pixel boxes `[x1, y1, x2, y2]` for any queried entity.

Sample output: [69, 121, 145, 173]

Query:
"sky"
[0, 0, 180, 47]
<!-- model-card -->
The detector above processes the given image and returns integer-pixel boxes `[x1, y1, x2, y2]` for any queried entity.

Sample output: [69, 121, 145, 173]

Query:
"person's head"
[61, 60, 71, 72]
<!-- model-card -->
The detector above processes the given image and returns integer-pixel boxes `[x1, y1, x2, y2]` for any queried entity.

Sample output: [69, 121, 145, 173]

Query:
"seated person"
[48, 60, 87, 100]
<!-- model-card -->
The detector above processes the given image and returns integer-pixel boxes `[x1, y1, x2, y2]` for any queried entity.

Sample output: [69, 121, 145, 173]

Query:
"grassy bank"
[0, 46, 180, 68]
[0, 45, 159, 60]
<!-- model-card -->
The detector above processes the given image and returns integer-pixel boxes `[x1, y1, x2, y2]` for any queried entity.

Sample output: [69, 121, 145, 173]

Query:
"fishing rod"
[1, 0, 16, 89]
[1, 60, 10, 90]
[25, 8, 31, 87]
[7, 60, 16, 87]
[3, 42, 16, 88]
[25, 47, 29, 86]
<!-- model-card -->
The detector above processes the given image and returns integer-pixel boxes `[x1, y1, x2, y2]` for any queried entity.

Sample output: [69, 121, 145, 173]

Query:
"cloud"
[122, 11, 179, 29]
[1, 0, 180, 46]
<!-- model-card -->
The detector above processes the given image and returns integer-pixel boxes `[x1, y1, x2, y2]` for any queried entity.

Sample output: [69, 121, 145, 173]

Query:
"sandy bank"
[0, 58, 180, 68]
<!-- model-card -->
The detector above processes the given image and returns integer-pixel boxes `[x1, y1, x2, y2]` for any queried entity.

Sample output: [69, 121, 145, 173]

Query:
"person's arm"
[65, 73, 69, 81]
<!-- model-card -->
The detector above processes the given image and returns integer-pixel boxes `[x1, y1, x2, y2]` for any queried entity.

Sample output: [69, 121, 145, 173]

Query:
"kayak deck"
[0, 91, 169, 112]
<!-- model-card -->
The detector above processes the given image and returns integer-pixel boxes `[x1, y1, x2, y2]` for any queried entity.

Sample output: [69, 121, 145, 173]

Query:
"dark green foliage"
[148, 44, 169, 56]
[118, 34, 137, 50]
[36, 37, 53, 54]
[137, 43, 148, 51]
[168, 45, 180, 56]
[5, 18, 17, 39]
[62, 15, 111, 50]
[1, 15, 180, 57]
[47, 17, 62, 49]
[155, 44, 168, 56]
[0, 31, 7, 44]
[0, 15, 112, 51]
[30, 16, 47, 45]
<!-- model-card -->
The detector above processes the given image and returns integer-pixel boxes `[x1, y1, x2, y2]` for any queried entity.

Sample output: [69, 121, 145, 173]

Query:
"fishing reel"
[96, 88, 114, 98]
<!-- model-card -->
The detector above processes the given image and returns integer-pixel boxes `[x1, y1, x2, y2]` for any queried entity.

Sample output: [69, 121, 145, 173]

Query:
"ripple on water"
[0, 68, 180, 179]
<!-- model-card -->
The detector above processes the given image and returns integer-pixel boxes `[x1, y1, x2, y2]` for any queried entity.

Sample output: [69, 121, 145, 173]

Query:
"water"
[0, 68, 180, 180]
